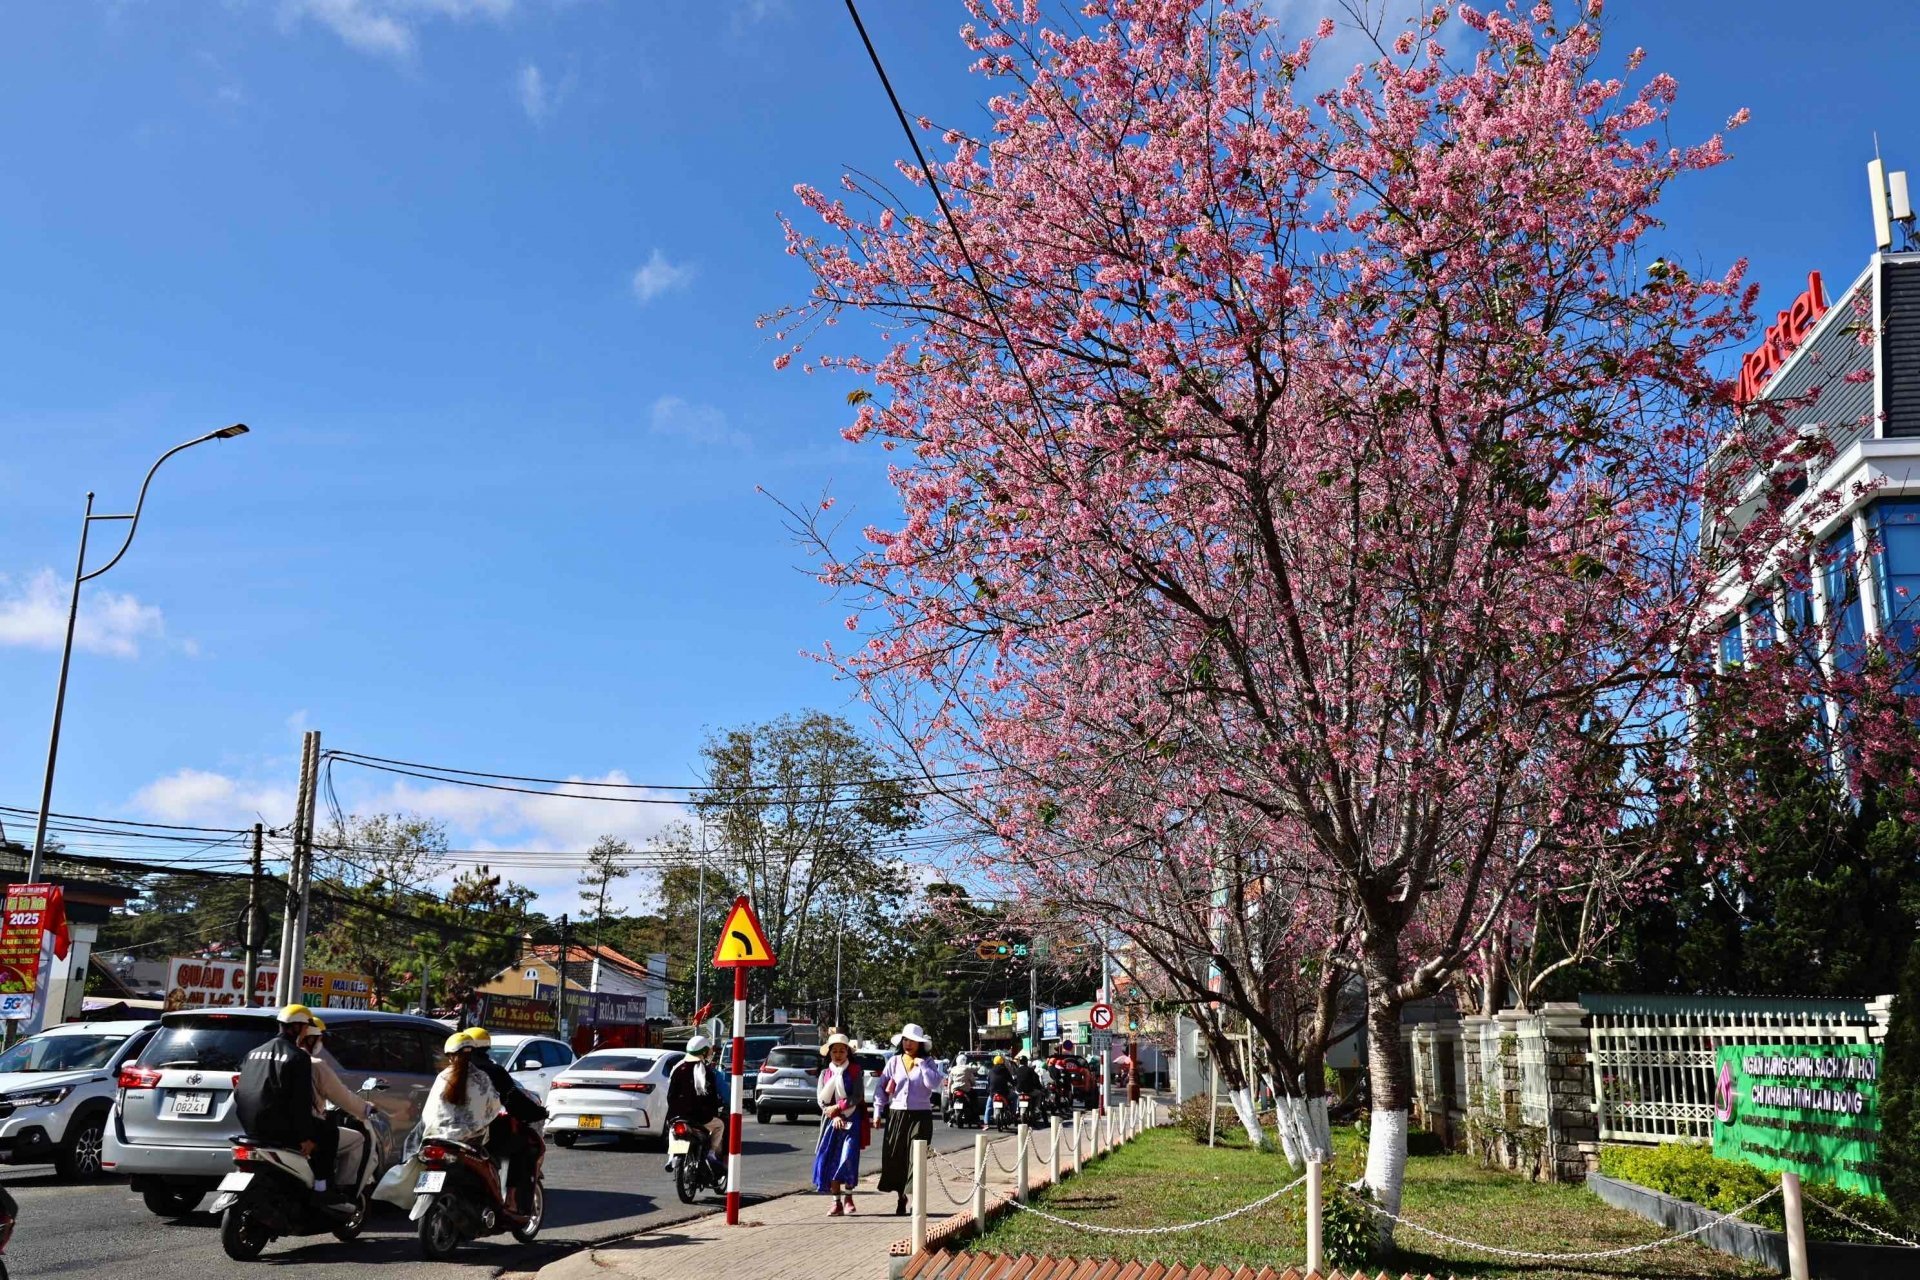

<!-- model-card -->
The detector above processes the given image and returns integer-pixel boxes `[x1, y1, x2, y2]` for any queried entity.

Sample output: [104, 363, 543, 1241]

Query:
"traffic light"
[975, 939, 1012, 960]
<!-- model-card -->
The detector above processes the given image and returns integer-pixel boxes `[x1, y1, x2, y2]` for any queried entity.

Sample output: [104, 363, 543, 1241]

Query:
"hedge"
[1598, 1142, 1908, 1244]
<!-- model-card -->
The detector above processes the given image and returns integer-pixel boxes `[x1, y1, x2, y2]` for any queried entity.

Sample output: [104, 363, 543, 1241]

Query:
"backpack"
[235, 1034, 314, 1147]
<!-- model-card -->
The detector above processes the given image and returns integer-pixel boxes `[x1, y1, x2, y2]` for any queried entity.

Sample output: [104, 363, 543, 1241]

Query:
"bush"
[1883, 932, 1920, 1230]
[1598, 1142, 1908, 1244]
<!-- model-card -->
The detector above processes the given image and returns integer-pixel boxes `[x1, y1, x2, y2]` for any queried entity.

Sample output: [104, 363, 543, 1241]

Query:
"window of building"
[1718, 620, 1744, 669]
[1871, 499, 1920, 650]
[1824, 525, 1865, 671]
[1745, 600, 1775, 652]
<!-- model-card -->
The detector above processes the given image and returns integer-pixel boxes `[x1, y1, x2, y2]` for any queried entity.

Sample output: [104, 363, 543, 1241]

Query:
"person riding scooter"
[458, 1027, 548, 1217]
[985, 1054, 1015, 1129]
[665, 1036, 726, 1175]
[1013, 1052, 1047, 1123]
[296, 1017, 382, 1200]
[236, 1005, 338, 1194]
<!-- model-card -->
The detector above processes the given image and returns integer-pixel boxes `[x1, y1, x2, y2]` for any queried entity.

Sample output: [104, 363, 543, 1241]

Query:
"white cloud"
[132, 768, 296, 829]
[0, 569, 167, 659]
[731, 0, 788, 34]
[630, 249, 696, 304]
[282, 0, 517, 60]
[517, 63, 550, 122]
[649, 395, 747, 450]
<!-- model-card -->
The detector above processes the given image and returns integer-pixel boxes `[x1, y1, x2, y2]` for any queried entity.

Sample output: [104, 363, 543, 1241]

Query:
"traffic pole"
[726, 965, 747, 1225]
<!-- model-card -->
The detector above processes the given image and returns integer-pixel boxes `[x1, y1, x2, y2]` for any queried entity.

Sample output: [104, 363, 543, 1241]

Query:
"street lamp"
[27, 424, 251, 881]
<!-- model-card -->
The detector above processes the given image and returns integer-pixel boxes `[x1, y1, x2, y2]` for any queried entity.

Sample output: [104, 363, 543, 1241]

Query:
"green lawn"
[970, 1124, 1769, 1279]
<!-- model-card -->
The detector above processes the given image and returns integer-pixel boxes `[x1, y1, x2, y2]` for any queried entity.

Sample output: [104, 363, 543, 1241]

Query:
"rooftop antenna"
[1869, 135, 1916, 251]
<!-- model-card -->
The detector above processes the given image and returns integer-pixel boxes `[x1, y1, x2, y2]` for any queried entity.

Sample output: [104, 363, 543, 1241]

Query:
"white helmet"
[686, 1035, 713, 1056]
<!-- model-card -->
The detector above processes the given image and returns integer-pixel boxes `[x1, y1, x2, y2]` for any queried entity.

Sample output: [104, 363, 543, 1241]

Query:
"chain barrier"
[1803, 1194, 1920, 1248]
[924, 1149, 984, 1208]
[1001, 1172, 1307, 1236]
[987, 1131, 1024, 1174]
[1337, 1184, 1782, 1263]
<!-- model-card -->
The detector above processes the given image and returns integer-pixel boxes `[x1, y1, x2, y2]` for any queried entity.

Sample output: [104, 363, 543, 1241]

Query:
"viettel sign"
[1711, 1042, 1882, 1196]
[1736, 271, 1828, 406]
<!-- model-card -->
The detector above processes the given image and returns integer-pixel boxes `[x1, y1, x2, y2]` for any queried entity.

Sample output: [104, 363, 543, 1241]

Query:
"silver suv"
[104, 1007, 450, 1217]
[0, 1019, 156, 1180]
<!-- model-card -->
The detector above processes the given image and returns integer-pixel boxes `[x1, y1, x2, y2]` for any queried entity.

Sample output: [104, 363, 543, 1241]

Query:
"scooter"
[410, 1121, 546, 1260]
[666, 1117, 728, 1203]
[210, 1110, 383, 1261]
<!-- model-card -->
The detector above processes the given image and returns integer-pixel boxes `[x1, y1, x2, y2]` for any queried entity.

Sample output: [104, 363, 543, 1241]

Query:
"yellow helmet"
[277, 1003, 314, 1026]
[302, 1015, 328, 1036]
[462, 1027, 493, 1049]
[443, 1031, 475, 1055]
[993, 1054, 1005, 1065]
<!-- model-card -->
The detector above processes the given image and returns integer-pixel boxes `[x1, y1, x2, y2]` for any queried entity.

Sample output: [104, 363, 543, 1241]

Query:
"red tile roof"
[525, 943, 654, 979]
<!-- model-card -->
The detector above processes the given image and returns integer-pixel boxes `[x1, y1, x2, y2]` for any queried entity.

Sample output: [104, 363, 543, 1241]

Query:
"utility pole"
[1028, 957, 1039, 1059]
[276, 732, 319, 1006]
[419, 953, 431, 1016]
[1100, 932, 1113, 1116]
[554, 914, 571, 1039]
[692, 823, 707, 1021]
[833, 918, 843, 1029]
[243, 823, 264, 1004]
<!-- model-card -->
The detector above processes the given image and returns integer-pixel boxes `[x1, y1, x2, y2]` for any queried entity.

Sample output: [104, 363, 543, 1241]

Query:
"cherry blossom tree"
[774, 0, 1799, 1231]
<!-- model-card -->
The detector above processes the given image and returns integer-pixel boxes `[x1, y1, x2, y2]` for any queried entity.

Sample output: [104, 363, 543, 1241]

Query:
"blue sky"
[2, 0, 1916, 912]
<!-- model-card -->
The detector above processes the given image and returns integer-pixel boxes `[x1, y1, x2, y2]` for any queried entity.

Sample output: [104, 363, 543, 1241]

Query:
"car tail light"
[119, 1066, 162, 1090]
[550, 1080, 576, 1090]
[617, 1082, 654, 1093]
[759, 1063, 777, 1074]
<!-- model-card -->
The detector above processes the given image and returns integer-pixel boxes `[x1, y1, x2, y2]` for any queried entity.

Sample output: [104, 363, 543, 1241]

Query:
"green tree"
[1884, 935, 1920, 1230]
[416, 865, 542, 1009]
[580, 835, 634, 938]
[308, 812, 450, 1009]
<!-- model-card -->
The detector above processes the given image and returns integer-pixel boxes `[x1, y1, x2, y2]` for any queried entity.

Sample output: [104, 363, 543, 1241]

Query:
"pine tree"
[1883, 936, 1920, 1229]
[579, 836, 633, 936]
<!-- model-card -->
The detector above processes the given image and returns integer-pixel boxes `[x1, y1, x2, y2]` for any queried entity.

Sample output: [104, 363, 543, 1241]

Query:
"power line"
[326, 748, 1009, 794]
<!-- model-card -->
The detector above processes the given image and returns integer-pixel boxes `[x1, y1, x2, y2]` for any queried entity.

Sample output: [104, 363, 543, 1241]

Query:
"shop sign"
[163, 958, 372, 1011]
[533, 984, 653, 1027]
[479, 993, 556, 1034]
[1712, 1043, 1882, 1196]
[1736, 271, 1828, 405]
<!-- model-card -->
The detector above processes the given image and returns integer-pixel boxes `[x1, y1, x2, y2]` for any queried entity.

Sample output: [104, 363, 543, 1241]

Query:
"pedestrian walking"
[813, 1030, 867, 1215]
[874, 1022, 945, 1216]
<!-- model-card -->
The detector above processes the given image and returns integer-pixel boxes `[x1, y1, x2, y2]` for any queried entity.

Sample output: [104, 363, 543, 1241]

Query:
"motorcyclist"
[296, 1016, 380, 1201]
[985, 1053, 1015, 1128]
[1013, 1051, 1045, 1117]
[235, 1005, 336, 1194]
[422, 1032, 502, 1144]
[665, 1036, 726, 1173]
[459, 1027, 548, 1216]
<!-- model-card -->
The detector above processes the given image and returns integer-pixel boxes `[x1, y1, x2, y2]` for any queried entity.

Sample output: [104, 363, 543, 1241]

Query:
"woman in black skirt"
[873, 1022, 946, 1215]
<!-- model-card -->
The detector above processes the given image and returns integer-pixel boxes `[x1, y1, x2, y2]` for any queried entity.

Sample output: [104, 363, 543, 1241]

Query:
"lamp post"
[28, 425, 250, 882]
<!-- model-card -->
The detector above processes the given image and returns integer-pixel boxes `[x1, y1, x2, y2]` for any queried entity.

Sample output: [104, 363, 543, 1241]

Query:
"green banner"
[1711, 1043, 1883, 1197]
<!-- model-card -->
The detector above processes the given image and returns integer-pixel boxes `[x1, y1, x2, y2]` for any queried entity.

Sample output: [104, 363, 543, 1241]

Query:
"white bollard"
[910, 1138, 929, 1255]
[1306, 1154, 1324, 1276]
[1049, 1115, 1062, 1186]
[1102, 1110, 1112, 1154]
[1782, 1171, 1809, 1280]
[1016, 1122, 1031, 1204]
[972, 1132, 988, 1231]
[1071, 1113, 1082, 1174]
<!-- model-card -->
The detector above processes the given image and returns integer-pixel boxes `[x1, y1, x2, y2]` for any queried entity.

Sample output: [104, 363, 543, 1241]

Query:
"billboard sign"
[1712, 1043, 1883, 1196]
[0, 883, 69, 1024]
[164, 958, 372, 1011]
[479, 993, 556, 1034]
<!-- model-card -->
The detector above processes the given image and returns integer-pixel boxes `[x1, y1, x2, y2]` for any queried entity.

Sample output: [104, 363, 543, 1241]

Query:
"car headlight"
[2, 1086, 73, 1108]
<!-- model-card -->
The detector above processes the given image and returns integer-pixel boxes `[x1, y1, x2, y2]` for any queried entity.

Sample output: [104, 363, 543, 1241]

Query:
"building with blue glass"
[1707, 245, 1920, 688]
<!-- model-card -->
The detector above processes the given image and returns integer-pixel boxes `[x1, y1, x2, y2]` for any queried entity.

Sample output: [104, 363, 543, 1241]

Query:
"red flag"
[692, 1002, 713, 1026]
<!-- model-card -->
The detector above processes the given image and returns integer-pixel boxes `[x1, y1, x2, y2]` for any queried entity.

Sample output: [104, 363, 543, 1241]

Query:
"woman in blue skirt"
[812, 1031, 867, 1215]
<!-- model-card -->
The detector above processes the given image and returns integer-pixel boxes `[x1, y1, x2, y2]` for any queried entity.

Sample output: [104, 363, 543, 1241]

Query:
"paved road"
[2, 1117, 983, 1279]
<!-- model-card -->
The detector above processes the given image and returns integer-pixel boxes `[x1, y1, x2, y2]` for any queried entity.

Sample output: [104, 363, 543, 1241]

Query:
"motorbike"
[665, 1117, 728, 1204]
[1016, 1090, 1052, 1128]
[210, 1108, 385, 1261]
[408, 1119, 547, 1260]
[942, 1078, 981, 1128]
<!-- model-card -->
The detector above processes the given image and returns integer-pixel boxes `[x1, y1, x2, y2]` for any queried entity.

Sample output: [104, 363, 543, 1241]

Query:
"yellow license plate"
[577, 1115, 602, 1129]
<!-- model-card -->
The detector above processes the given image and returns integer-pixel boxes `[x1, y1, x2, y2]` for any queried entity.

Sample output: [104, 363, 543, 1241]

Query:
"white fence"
[1584, 994, 1891, 1144]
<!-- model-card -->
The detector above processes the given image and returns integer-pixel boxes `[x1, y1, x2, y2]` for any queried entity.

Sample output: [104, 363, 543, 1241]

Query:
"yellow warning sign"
[711, 896, 777, 969]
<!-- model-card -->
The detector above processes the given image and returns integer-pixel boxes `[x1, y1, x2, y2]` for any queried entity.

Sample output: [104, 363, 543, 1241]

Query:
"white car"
[484, 1033, 575, 1102]
[0, 1019, 156, 1180]
[545, 1048, 683, 1149]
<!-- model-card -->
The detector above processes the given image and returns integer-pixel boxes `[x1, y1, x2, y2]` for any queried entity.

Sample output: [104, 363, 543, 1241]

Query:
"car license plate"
[414, 1171, 446, 1193]
[666, 1136, 690, 1155]
[216, 1171, 254, 1193]
[577, 1115, 602, 1130]
[170, 1091, 212, 1117]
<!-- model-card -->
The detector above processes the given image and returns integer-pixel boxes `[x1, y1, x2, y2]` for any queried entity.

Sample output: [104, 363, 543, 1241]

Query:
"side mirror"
[362, 1077, 391, 1093]
[518, 1059, 541, 1072]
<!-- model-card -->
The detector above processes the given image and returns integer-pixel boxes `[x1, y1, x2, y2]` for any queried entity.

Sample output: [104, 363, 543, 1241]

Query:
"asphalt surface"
[1, 1115, 984, 1279]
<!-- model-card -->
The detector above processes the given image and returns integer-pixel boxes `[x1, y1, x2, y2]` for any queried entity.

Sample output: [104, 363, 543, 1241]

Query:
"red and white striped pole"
[725, 965, 747, 1225]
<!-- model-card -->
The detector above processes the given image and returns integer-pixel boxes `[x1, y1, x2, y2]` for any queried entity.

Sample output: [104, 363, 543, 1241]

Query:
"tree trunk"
[1359, 944, 1411, 1245]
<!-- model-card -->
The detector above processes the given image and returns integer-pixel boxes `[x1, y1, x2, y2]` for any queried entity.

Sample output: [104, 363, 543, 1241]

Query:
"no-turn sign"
[1089, 1002, 1115, 1031]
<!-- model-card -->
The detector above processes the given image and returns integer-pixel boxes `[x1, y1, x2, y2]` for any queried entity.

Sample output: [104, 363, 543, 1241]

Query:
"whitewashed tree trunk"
[1226, 1086, 1264, 1148]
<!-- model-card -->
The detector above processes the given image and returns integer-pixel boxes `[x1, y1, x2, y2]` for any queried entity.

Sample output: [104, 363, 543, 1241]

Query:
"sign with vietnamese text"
[164, 958, 372, 1011]
[1712, 1043, 1882, 1197]
[1736, 271, 1828, 405]
[479, 992, 556, 1034]
[0, 884, 69, 1024]
[532, 984, 653, 1027]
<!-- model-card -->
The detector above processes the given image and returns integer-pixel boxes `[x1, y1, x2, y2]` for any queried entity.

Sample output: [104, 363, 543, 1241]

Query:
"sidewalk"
[532, 1113, 1120, 1280]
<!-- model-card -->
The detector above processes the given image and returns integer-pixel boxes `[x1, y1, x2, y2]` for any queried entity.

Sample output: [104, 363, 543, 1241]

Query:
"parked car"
[484, 1033, 575, 1102]
[545, 1047, 683, 1149]
[104, 1007, 450, 1217]
[738, 1035, 780, 1109]
[0, 1019, 156, 1180]
[754, 1044, 821, 1123]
